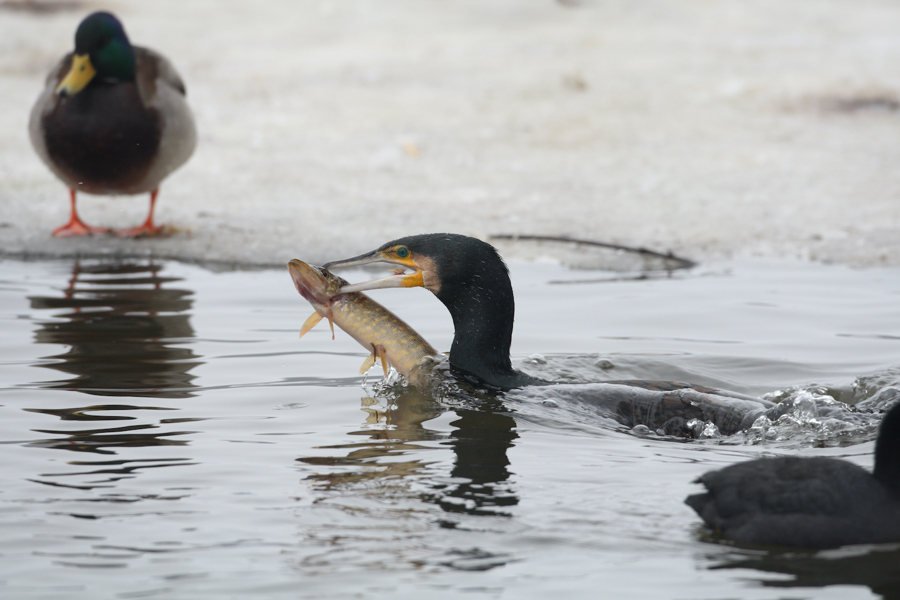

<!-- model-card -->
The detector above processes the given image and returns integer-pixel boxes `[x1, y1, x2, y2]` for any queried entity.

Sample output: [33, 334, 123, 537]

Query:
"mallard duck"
[29, 11, 196, 237]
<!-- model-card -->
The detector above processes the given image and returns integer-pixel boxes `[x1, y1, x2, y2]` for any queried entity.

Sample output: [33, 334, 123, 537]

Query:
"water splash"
[362, 354, 900, 450]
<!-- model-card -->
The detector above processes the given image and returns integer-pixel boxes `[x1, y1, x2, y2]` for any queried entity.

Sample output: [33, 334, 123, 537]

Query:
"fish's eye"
[395, 246, 410, 259]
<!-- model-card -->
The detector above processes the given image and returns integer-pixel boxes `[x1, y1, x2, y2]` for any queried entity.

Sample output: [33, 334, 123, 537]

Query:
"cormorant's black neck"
[398, 234, 545, 392]
[874, 402, 900, 498]
[440, 262, 527, 391]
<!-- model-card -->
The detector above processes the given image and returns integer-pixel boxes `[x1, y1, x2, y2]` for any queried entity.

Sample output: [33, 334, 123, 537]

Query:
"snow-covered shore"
[2, 0, 899, 268]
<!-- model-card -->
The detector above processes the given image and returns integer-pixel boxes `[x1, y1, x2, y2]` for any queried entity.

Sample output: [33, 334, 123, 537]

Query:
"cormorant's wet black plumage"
[326, 233, 545, 390]
[324, 232, 774, 435]
[398, 234, 542, 390]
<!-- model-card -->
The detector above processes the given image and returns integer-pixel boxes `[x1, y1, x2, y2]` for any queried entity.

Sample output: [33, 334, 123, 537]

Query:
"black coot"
[686, 402, 900, 548]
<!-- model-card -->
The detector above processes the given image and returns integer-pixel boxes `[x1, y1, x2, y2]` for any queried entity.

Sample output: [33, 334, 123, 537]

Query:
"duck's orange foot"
[53, 190, 110, 237]
[52, 220, 110, 237]
[113, 223, 166, 238]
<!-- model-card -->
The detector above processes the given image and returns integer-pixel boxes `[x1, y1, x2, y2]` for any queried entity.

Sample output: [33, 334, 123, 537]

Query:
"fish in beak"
[287, 259, 340, 339]
[287, 258, 439, 380]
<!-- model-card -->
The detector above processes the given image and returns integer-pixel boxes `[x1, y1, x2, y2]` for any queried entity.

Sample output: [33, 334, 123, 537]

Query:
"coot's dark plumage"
[686, 402, 900, 548]
[29, 11, 196, 237]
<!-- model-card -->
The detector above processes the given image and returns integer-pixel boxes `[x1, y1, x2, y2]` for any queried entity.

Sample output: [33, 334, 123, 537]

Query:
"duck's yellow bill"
[56, 54, 97, 96]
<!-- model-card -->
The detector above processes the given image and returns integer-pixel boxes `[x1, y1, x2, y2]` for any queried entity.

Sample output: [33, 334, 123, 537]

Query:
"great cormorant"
[323, 233, 776, 437]
[325, 233, 545, 390]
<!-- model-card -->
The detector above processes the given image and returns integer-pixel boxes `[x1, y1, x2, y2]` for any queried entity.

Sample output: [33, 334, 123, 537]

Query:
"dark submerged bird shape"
[323, 233, 773, 435]
[29, 11, 196, 237]
[685, 401, 900, 548]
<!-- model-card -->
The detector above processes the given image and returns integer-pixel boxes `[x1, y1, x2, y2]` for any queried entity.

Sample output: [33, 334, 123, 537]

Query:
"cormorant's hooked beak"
[324, 250, 424, 294]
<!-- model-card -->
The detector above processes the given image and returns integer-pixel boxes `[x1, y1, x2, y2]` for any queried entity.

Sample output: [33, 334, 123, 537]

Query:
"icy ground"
[1, 0, 899, 268]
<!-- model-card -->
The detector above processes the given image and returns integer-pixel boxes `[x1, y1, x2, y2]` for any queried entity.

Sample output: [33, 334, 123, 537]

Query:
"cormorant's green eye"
[396, 246, 410, 259]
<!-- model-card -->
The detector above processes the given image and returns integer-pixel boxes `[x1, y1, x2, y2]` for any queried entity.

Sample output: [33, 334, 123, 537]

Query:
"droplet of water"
[631, 424, 651, 436]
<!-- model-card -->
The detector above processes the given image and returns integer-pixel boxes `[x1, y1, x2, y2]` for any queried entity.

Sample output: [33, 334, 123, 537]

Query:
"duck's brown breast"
[42, 81, 162, 195]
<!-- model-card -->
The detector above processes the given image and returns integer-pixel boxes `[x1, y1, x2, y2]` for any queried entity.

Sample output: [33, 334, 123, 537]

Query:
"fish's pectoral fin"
[326, 310, 335, 340]
[359, 344, 390, 377]
[376, 345, 389, 378]
[359, 347, 377, 374]
[299, 312, 323, 338]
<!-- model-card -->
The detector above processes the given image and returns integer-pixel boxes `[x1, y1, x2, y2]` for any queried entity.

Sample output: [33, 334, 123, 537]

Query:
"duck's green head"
[56, 12, 136, 97]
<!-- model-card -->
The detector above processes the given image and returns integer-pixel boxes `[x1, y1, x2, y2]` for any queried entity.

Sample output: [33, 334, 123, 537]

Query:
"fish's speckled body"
[288, 259, 439, 385]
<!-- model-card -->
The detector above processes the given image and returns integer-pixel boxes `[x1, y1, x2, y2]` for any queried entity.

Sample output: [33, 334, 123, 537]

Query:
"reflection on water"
[25, 403, 196, 456]
[299, 388, 443, 487]
[708, 546, 900, 598]
[23, 259, 200, 486]
[428, 400, 518, 517]
[299, 386, 519, 520]
[6, 257, 900, 597]
[29, 260, 201, 398]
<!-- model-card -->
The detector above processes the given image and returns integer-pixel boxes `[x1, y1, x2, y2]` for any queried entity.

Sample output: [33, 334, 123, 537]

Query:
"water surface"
[2, 257, 899, 599]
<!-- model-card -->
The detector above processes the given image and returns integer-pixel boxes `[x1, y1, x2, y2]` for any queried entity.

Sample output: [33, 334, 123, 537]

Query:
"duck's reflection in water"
[25, 260, 201, 489]
[298, 387, 519, 517]
[30, 260, 200, 398]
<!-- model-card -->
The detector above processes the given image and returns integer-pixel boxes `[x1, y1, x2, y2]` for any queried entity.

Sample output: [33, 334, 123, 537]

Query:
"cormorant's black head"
[874, 401, 900, 498]
[325, 233, 538, 391]
[325, 233, 504, 298]
[57, 12, 135, 97]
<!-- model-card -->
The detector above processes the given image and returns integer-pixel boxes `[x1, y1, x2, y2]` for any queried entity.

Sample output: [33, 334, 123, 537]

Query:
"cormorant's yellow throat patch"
[56, 54, 96, 96]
